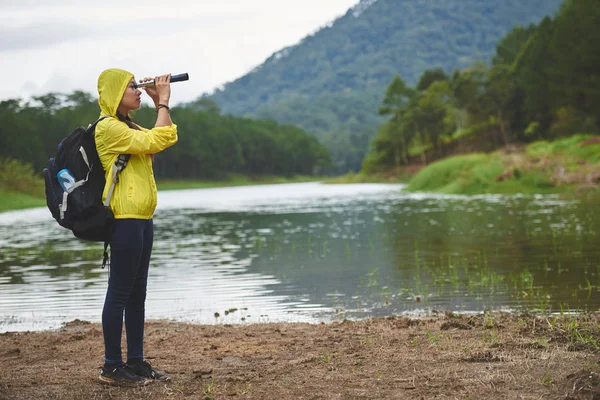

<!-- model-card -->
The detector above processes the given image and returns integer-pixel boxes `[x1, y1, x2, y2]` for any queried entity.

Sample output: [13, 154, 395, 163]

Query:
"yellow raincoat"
[95, 68, 178, 219]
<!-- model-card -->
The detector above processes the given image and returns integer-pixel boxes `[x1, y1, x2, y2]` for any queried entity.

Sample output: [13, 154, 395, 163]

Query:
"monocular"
[134, 73, 189, 88]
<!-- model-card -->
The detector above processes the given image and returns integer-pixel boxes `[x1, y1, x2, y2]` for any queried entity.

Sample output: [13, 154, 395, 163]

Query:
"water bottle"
[57, 169, 76, 191]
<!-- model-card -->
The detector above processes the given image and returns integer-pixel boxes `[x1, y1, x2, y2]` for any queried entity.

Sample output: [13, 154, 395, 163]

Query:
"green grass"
[323, 172, 373, 184]
[0, 158, 46, 213]
[324, 171, 412, 184]
[405, 154, 506, 194]
[405, 153, 561, 195]
[404, 134, 600, 195]
[526, 134, 600, 163]
[0, 191, 45, 213]
[156, 174, 321, 191]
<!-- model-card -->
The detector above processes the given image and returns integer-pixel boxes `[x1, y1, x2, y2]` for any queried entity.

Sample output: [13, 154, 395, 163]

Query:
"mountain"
[203, 0, 563, 171]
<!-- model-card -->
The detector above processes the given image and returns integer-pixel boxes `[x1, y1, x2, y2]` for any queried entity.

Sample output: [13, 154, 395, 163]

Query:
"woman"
[95, 68, 178, 385]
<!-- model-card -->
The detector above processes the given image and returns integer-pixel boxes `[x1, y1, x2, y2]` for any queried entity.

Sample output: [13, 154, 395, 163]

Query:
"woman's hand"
[139, 77, 157, 101]
[141, 74, 171, 107]
[154, 74, 171, 106]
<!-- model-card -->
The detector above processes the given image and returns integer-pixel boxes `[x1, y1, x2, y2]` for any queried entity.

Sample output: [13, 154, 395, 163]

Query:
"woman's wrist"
[156, 104, 170, 113]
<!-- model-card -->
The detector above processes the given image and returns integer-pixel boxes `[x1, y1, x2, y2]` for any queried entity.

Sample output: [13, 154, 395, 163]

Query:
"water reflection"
[1, 183, 599, 332]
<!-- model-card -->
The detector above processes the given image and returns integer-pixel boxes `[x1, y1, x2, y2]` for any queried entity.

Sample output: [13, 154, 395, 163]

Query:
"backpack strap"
[59, 175, 89, 220]
[101, 154, 131, 270]
[88, 116, 110, 130]
[89, 116, 131, 207]
[102, 241, 111, 270]
[103, 154, 131, 207]
[98, 116, 131, 271]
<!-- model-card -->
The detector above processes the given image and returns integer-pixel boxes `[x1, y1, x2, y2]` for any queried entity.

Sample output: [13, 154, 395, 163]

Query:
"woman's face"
[119, 78, 142, 113]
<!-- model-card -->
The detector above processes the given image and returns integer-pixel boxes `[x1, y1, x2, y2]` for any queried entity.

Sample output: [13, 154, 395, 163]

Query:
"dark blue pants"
[102, 218, 153, 366]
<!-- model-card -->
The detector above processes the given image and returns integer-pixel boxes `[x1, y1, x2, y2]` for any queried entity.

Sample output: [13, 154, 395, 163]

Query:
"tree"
[378, 75, 414, 116]
[450, 62, 488, 123]
[415, 80, 455, 152]
[416, 68, 449, 92]
[32, 93, 63, 114]
[514, 17, 555, 134]
[191, 97, 221, 114]
[376, 75, 416, 166]
[481, 65, 517, 144]
[547, 0, 600, 125]
[493, 24, 537, 66]
[65, 91, 95, 107]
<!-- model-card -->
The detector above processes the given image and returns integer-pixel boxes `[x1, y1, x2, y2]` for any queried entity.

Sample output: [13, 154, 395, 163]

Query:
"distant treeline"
[0, 95, 330, 180]
[364, 0, 599, 172]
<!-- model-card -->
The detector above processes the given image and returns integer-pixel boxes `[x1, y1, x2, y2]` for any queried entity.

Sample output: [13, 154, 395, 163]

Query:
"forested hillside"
[204, 0, 562, 171]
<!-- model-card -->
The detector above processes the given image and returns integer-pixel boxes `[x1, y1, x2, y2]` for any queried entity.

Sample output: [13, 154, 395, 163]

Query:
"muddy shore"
[1, 312, 599, 399]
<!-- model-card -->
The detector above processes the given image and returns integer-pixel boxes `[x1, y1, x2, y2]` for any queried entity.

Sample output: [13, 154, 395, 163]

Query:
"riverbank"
[1, 312, 599, 399]
[405, 135, 600, 195]
[323, 164, 421, 185]
[155, 174, 321, 191]
[0, 175, 322, 214]
[332, 134, 600, 195]
[0, 191, 46, 213]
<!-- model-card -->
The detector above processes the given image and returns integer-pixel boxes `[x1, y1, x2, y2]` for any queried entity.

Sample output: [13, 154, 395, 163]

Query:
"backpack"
[43, 116, 130, 265]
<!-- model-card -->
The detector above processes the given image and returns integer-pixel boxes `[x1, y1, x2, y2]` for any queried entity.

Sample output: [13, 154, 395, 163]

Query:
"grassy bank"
[0, 191, 46, 213]
[0, 158, 45, 213]
[156, 174, 321, 191]
[0, 159, 324, 213]
[404, 134, 600, 195]
[324, 165, 422, 185]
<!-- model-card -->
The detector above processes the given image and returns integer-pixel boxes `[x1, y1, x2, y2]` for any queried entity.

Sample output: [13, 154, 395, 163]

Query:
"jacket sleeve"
[97, 118, 178, 155]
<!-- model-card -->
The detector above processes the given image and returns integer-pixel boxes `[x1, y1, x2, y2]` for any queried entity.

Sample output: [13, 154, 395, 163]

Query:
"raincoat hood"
[97, 68, 134, 116]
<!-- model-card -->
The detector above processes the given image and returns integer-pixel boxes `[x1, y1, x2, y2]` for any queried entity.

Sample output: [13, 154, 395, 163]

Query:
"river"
[1, 182, 598, 332]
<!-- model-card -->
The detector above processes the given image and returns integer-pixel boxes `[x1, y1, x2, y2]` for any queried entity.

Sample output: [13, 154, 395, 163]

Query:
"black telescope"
[134, 73, 189, 88]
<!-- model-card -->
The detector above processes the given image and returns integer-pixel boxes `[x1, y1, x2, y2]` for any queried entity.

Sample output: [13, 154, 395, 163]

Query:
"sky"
[0, 0, 359, 107]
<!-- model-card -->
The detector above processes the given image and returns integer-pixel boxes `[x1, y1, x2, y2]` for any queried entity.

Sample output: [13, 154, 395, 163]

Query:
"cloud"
[0, 21, 94, 51]
[0, 15, 227, 52]
[0, 0, 359, 104]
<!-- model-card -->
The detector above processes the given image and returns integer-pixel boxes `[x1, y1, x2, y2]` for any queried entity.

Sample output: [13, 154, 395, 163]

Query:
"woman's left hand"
[139, 77, 159, 102]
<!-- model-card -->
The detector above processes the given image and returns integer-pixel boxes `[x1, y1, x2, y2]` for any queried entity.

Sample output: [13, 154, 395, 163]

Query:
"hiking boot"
[126, 359, 171, 382]
[99, 364, 150, 386]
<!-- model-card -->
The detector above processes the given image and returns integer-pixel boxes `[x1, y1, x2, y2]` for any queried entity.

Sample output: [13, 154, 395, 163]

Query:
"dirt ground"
[1, 312, 599, 400]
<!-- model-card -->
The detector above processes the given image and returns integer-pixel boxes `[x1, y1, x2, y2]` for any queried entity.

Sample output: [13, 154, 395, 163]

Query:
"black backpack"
[43, 117, 129, 264]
